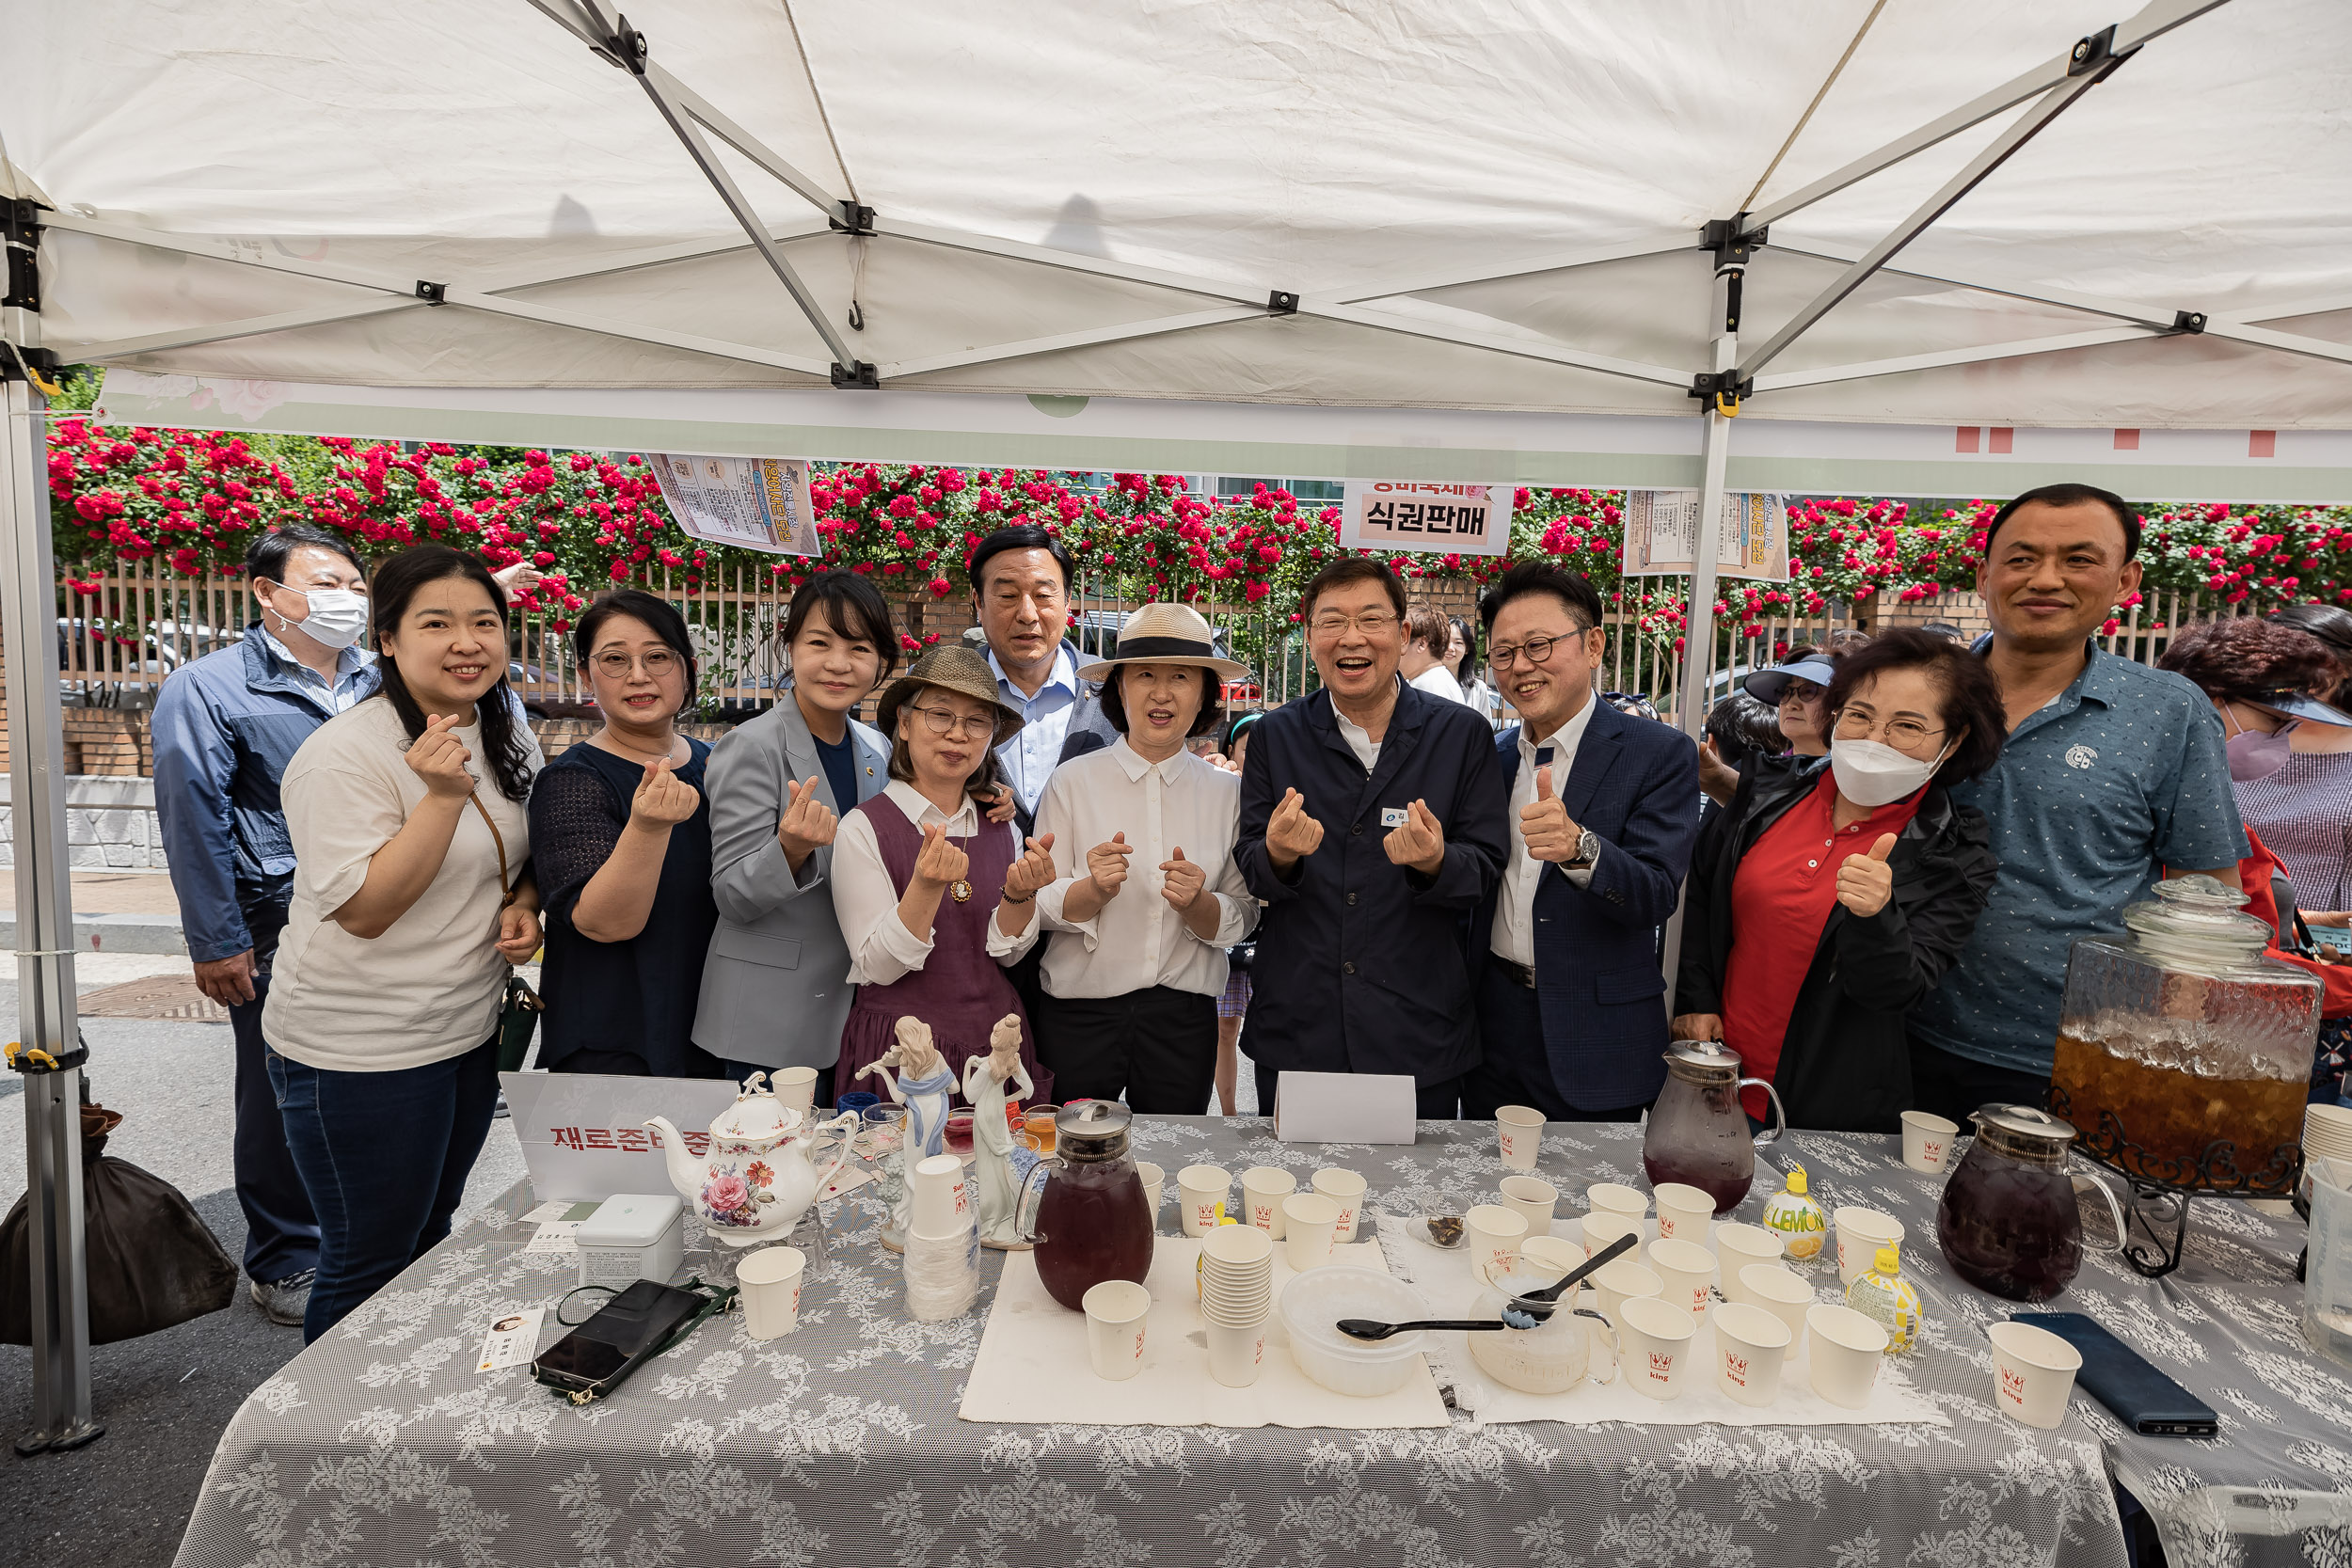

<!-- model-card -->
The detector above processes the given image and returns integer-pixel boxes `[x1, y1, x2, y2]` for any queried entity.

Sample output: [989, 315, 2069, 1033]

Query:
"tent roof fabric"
[6, 0, 2350, 452]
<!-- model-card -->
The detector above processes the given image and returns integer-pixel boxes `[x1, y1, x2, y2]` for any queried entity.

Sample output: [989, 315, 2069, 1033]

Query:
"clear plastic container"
[1276, 1267, 1432, 1397]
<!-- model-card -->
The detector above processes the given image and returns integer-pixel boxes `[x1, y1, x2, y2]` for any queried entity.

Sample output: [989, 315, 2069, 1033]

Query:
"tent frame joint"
[1688, 370, 1751, 414]
[2069, 23, 2133, 75]
[830, 202, 876, 237]
[591, 12, 649, 74]
[4, 198, 44, 313]
[414, 280, 448, 306]
[829, 360, 881, 389]
[1266, 291, 1300, 315]
[2173, 309, 2208, 334]
[1698, 216, 1767, 257]
[0, 344, 61, 386]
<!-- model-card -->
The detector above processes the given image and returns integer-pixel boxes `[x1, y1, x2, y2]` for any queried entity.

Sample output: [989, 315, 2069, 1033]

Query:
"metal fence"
[39, 562, 2249, 724]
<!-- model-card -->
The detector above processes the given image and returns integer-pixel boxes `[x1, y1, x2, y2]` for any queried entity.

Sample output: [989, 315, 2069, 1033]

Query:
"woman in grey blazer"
[692, 573, 898, 1093]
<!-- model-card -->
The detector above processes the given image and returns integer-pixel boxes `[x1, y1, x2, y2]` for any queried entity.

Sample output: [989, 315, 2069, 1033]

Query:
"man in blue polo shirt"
[1907, 483, 2247, 1121]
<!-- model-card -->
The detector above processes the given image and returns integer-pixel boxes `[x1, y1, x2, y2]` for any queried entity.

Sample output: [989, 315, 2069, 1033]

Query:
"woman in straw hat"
[1030, 604, 1260, 1113]
[828, 645, 1059, 1101]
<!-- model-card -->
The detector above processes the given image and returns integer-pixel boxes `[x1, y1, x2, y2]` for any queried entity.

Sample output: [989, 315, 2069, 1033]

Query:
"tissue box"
[576, 1194, 685, 1290]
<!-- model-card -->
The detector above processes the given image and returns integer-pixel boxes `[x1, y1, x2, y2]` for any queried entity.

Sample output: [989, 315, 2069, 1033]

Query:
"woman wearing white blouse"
[1032, 604, 1259, 1112]
[829, 645, 1060, 1101]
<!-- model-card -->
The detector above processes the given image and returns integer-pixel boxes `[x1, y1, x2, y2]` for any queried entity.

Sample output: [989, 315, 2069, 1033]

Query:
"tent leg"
[1, 373, 101, 1456]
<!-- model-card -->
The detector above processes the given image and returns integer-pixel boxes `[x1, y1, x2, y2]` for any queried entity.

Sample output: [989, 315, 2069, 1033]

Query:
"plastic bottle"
[1759, 1164, 1828, 1262]
[1846, 1243, 1923, 1354]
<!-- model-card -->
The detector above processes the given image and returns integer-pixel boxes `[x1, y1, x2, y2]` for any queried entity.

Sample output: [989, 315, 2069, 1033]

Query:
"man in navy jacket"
[1464, 562, 1701, 1119]
[1236, 560, 1508, 1117]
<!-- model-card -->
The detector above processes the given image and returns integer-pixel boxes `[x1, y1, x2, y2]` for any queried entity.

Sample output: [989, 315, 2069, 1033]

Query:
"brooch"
[949, 879, 974, 904]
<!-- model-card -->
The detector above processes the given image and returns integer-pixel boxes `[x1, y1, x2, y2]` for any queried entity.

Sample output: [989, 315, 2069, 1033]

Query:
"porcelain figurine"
[645, 1070, 856, 1248]
[962, 1013, 1038, 1251]
[857, 1018, 958, 1251]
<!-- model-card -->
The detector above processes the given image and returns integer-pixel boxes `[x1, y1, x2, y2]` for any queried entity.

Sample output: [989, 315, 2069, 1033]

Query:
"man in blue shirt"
[152, 526, 375, 1326]
[966, 525, 1116, 828]
[1907, 483, 2248, 1121]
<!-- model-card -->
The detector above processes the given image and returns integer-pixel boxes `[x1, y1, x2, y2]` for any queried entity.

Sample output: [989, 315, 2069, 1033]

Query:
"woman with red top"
[1674, 629, 2006, 1132]
[2157, 620, 2352, 1101]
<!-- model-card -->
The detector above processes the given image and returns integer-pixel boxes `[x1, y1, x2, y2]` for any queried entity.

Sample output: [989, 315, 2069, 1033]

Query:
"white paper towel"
[1375, 1217, 1949, 1430]
[961, 1237, 1450, 1429]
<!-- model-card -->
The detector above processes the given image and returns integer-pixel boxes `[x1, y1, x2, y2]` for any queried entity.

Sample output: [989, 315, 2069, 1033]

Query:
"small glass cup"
[1024, 1103, 1062, 1155]
[944, 1110, 977, 1158]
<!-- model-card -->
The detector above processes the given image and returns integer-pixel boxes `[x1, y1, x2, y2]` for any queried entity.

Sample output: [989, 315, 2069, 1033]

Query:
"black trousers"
[1461, 964, 1652, 1122]
[1252, 1065, 1469, 1122]
[229, 963, 321, 1284]
[1035, 986, 1218, 1115]
[1907, 1036, 2049, 1125]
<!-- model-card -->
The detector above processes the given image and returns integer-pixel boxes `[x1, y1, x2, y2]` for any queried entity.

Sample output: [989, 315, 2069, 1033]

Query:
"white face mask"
[1828, 736, 1951, 808]
[268, 584, 369, 651]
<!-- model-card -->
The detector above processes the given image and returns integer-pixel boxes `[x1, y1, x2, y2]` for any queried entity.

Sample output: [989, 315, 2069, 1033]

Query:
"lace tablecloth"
[170, 1115, 2338, 1568]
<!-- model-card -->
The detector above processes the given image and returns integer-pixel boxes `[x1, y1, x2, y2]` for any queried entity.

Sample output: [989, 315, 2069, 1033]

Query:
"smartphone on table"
[2017, 1312, 2219, 1437]
[532, 1278, 706, 1397]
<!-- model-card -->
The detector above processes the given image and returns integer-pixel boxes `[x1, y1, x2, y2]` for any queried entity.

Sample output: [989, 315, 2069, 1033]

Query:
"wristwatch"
[1565, 828, 1598, 867]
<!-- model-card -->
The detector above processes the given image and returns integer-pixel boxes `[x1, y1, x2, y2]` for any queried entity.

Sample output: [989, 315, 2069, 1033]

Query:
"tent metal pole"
[1738, 69, 2116, 384]
[0, 371, 102, 1457]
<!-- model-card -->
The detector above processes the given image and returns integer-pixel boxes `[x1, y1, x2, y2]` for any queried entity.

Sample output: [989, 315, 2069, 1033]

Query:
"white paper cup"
[1521, 1234, 1585, 1278]
[1807, 1304, 1890, 1409]
[1988, 1320, 2085, 1429]
[1136, 1162, 1165, 1227]
[1739, 1264, 1815, 1362]
[1178, 1164, 1232, 1238]
[1833, 1206, 1906, 1285]
[1205, 1318, 1268, 1386]
[1712, 1302, 1793, 1407]
[1240, 1166, 1298, 1238]
[1646, 1237, 1716, 1321]
[1499, 1175, 1560, 1236]
[1653, 1181, 1716, 1243]
[1582, 1211, 1645, 1263]
[1082, 1279, 1151, 1381]
[1586, 1182, 1649, 1222]
[1899, 1111, 1961, 1173]
[1311, 1168, 1368, 1243]
[1615, 1295, 1696, 1402]
[736, 1245, 806, 1340]
[1590, 1258, 1663, 1331]
[769, 1064, 819, 1118]
[1497, 1104, 1545, 1171]
[1465, 1203, 1531, 1278]
[908, 1152, 969, 1236]
[1282, 1194, 1342, 1272]
[1714, 1223, 1785, 1299]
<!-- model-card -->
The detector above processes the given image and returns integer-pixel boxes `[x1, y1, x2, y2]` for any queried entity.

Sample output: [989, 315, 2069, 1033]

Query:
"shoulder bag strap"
[468, 788, 516, 908]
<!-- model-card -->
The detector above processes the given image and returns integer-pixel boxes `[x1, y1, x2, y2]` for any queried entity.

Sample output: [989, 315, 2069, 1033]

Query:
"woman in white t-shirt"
[1401, 603, 1465, 703]
[263, 546, 543, 1340]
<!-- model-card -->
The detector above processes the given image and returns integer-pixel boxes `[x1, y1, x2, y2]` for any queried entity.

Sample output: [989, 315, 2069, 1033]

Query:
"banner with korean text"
[1620, 490, 1790, 580]
[1339, 480, 1514, 557]
[653, 453, 823, 555]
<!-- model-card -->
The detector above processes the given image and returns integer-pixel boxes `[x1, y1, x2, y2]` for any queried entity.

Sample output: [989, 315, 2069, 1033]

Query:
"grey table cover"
[167, 1117, 2342, 1568]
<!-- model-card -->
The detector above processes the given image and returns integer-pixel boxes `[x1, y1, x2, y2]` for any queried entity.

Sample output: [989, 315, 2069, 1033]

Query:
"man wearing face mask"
[1905, 483, 2249, 1122]
[152, 525, 377, 1327]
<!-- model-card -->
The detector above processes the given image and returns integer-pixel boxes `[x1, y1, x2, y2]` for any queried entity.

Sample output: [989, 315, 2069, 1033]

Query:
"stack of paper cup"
[2307, 1104, 2352, 1174]
[1200, 1222, 1275, 1387]
[903, 1152, 978, 1321]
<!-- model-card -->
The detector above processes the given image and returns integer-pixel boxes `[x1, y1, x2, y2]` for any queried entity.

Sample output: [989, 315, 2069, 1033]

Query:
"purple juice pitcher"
[1642, 1041, 1786, 1215]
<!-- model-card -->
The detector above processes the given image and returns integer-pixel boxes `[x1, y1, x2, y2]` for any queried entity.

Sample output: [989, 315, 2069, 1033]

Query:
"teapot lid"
[1661, 1039, 1742, 1078]
[1056, 1099, 1132, 1160]
[1969, 1102, 2077, 1148]
[2121, 874, 2272, 968]
[713, 1072, 803, 1142]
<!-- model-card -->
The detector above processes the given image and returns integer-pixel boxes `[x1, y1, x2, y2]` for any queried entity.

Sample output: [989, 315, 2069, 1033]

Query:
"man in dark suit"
[1463, 562, 1701, 1120]
[1235, 560, 1509, 1118]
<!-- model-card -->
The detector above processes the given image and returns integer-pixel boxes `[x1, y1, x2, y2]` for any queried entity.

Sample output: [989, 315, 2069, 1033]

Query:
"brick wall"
[1862, 590, 1993, 641]
[0, 705, 156, 777]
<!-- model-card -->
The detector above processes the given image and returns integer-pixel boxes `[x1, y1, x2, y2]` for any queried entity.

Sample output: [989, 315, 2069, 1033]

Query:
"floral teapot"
[646, 1073, 856, 1248]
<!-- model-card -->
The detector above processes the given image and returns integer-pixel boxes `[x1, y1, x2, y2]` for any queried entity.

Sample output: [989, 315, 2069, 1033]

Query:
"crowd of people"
[149, 483, 2352, 1341]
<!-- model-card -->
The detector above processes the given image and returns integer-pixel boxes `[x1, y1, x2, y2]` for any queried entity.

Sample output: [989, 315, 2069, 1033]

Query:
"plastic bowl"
[1278, 1266, 1434, 1398]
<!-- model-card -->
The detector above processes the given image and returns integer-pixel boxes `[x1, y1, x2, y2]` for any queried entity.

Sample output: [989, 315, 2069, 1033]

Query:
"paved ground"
[0, 869, 188, 916]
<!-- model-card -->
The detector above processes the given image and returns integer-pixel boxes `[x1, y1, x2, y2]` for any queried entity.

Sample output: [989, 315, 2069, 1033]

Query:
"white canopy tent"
[4, 0, 2350, 1452]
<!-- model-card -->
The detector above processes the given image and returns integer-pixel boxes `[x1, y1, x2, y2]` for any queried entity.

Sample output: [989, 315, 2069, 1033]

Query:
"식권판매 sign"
[1339, 480, 1514, 557]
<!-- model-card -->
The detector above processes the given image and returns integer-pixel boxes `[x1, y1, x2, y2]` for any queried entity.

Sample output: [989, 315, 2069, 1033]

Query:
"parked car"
[510, 659, 598, 722]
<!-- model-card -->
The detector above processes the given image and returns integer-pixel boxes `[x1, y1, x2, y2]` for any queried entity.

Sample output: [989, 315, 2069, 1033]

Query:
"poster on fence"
[1339, 480, 1515, 557]
[652, 454, 822, 557]
[1619, 490, 1790, 581]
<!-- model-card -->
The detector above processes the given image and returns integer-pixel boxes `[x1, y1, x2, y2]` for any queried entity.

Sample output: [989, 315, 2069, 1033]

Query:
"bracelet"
[999, 887, 1036, 905]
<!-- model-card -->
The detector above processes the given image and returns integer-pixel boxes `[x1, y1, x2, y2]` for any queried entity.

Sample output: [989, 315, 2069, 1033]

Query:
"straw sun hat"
[1076, 603, 1248, 684]
[874, 645, 1027, 748]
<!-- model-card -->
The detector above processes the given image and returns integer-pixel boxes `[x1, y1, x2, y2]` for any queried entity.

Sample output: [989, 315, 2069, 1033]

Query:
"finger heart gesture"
[1266, 787, 1324, 864]
[777, 775, 838, 867]
[914, 823, 969, 892]
[1158, 846, 1207, 911]
[631, 757, 702, 830]
[1086, 832, 1134, 899]
[1382, 798, 1447, 876]
[405, 711, 476, 800]
[1005, 832, 1057, 900]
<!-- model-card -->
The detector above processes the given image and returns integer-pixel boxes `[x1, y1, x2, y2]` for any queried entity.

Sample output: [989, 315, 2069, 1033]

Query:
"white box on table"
[576, 1193, 685, 1290]
[1272, 1070, 1417, 1145]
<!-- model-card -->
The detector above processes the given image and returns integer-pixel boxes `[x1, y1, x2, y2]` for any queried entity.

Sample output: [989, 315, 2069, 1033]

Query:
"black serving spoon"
[1338, 1232, 1641, 1340]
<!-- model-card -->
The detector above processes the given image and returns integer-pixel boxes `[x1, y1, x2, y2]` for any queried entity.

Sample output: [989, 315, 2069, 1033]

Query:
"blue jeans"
[229, 961, 320, 1284]
[266, 1037, 500, 1342]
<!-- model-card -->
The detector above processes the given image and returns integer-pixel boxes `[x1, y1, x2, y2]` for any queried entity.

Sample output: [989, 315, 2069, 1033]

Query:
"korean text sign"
[1340, 481, 1514, 557]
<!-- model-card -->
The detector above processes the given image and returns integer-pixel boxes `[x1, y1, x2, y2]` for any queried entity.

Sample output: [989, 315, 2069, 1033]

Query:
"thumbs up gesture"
[1835, 832, 1899, 918]
[1159, 845, 1207, 911]
[1519, 764, 1585, 863]
[1085, 832, 1134, 901]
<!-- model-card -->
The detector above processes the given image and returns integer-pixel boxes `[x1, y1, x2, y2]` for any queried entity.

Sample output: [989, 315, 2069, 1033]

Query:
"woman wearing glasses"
[1673, 629, 2004, 1132]
[528, 590, 723, 1079]
[830, 645, 1058, 1102]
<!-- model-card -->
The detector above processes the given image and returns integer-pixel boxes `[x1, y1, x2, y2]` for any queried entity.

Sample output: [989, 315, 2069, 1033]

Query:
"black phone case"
[2016, 1313, 2219, 1436]
[533, 1280, 704, 1398]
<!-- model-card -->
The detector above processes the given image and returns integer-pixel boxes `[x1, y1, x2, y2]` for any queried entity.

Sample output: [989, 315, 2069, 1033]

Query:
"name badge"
[1379, 807, 1408, 829]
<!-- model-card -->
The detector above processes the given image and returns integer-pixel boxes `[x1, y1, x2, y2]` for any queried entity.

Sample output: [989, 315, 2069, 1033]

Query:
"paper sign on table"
[476, 1307, 546, 1371]
[1274, 1070, 1417, 1145]
[521, 1199, 600, 1224]
[502, 1071, 747, 1202]
[817, 1164, 877, 1204]
[525, 1222, 582, 1254]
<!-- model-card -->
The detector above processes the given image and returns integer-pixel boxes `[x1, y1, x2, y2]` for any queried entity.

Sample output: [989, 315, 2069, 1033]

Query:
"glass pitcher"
[1014, 1101, 1154, 1311]
[1642, 1041, 1786, 1215]
[2052, 875, 2320, 1184]
[1935, 1104, 2126, 1303]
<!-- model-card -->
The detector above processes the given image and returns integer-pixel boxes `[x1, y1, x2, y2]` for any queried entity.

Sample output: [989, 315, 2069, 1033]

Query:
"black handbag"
[1227, 941, 1256, 974]
[470, 790, 545, 1072]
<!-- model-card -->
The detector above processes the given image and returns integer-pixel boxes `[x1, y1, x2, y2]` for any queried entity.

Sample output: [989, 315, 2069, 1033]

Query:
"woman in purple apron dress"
[828, 647, 1058, 1102]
